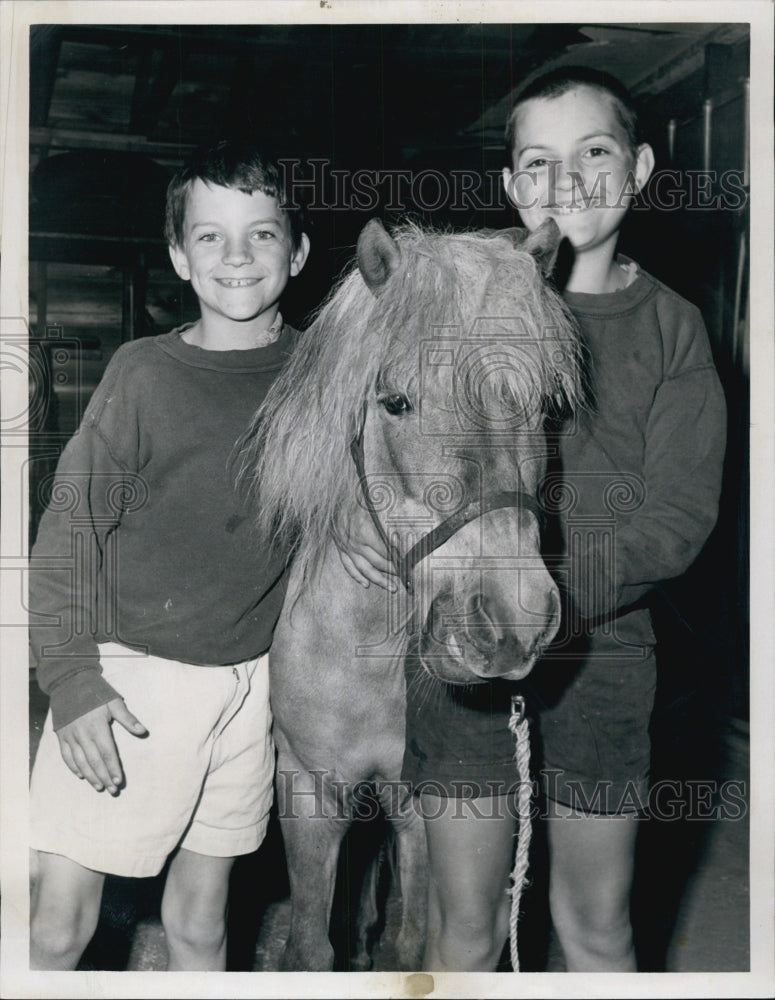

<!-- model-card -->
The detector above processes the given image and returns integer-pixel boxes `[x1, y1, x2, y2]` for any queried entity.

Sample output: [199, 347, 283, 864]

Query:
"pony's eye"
[379, 393, 413, 416]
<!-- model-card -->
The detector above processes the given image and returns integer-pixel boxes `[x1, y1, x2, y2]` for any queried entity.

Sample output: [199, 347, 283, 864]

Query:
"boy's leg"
[30, 851, 105, 970]
[419, 792, 516, 971]
[160, 654, 273, 970]
[532, 645, 655, 971]
[545, 801, 639, 971]
[30, 648, 270, 973]
[160, 848, 235, 971]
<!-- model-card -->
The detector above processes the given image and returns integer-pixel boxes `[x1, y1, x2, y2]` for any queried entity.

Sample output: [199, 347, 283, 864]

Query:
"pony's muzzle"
[418, 580, 561, 684]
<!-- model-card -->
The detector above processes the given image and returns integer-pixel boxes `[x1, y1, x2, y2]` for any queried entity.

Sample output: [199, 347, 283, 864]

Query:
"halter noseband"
[348, 404, 546, 596]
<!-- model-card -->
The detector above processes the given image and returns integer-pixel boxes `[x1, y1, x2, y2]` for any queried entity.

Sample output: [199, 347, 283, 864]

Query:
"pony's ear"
[520, 218, 563, 277]
[494, 226, 528, 247]
[357, 219, 402, 296]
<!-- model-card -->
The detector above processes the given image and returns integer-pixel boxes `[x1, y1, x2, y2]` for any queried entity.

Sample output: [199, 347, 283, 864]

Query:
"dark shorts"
[402, 613, 657, 815]
[402, 651, 523, 800]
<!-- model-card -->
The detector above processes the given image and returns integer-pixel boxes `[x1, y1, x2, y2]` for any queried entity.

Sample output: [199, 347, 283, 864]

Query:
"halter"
[349, 401, 546, 595]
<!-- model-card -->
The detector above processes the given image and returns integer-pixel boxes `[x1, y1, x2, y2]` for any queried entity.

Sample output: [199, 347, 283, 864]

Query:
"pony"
[240, 217, 581, 970]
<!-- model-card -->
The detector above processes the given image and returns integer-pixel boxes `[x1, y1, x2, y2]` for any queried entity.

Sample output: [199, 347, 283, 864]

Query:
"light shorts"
[30, 642, 274, 878]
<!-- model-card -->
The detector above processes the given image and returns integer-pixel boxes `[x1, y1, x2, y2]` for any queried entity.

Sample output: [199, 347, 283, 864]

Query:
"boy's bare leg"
[546, 801, 639, 971]
[161, 848, 236, 971]
[420, 794, 517, 971]
[30, 851, 105, 969]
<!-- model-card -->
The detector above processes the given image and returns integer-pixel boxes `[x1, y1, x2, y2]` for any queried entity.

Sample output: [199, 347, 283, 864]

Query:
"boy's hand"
[56, 698, 148, 795]
[337, 506, 398, 592]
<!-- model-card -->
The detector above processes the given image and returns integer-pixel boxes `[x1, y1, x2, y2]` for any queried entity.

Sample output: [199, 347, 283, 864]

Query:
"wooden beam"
[29, 26, 64, 128]
[129, 46, 184, 137]
[29, 127, 195, 162]
[30, 232, 170, 269]
[630, 24, 748, 96]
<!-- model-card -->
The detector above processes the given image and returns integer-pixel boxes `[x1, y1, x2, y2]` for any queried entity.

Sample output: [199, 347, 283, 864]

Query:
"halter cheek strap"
[349, 404, 546, 596]
[349, 416, 407, 587]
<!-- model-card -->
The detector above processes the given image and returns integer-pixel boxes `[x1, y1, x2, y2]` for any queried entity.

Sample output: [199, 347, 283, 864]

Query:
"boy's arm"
[567, 362, 727, 621]
[29, 344, 152, 724]
[30, 421, 150, 791]
[30, 423, 125, 725]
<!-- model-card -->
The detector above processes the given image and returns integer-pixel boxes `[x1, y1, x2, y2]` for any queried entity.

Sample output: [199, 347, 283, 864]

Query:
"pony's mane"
[238, 221, 582, 580]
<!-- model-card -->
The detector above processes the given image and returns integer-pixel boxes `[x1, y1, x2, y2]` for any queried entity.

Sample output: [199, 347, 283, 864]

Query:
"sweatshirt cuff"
[48, 670, 122, 731]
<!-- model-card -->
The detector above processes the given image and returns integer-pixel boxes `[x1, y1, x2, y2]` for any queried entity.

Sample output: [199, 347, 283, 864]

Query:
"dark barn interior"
[27, 20, 750, 974]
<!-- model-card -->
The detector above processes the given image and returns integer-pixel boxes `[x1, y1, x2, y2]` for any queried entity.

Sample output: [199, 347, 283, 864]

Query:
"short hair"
[165, 139, 306, 250]
[505, 66, 640, 161]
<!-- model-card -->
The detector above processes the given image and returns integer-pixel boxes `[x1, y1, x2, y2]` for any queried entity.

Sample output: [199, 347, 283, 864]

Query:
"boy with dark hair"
[28, 139, 309, 970]
[504, 65, 640, 157]
[500, 66, 726, 971]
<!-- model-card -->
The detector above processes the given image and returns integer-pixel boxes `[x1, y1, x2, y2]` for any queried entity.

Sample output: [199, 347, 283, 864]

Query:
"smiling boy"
[503, 67, 653, 294]
[28, 140, 309, 970]
[168, 177, 307, 349]
[500, 67, 727, 970]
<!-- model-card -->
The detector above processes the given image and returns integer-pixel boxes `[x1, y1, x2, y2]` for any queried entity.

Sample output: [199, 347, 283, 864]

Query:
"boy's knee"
[549, 886, 632, 961]
[161, 893, 227, 953]
[433, 895, 510, 968]
[550, 876, 629, 929]
[30, 901, 99, 969]
[30, 853, 103, 969]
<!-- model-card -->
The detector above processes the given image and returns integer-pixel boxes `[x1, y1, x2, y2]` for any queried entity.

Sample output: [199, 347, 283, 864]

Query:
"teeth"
[447, 634, 464, 662]
[219, 278, 257, 287]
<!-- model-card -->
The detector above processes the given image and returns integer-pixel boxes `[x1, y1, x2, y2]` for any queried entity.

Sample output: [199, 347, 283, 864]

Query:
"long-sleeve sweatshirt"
[29, 325, 298, 729]
[553, 258, 727, 650]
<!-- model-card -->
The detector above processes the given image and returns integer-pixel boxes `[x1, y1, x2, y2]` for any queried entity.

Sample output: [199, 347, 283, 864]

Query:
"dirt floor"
[28, 676, 750, 975]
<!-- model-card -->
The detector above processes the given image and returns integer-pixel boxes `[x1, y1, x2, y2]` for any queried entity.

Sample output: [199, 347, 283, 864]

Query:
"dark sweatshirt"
[556, 259, 727, 649]
[29, 326, 297, 729]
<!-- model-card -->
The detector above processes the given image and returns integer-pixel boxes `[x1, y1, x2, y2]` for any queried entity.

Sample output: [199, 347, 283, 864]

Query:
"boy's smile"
[503, 85, 653, 261]
[169, 180, 309, 349]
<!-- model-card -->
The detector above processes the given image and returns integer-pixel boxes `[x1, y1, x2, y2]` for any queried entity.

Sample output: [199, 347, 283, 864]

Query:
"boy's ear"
[290, 233, 310, 278]
[169, 243, 190, 281]
[633, 143, 655, 194]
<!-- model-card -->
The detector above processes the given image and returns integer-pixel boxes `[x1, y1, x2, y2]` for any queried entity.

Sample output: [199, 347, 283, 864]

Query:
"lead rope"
[507, 694, 532, 972]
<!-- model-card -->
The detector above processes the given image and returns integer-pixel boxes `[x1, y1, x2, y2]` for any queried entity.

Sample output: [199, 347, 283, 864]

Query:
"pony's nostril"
[534, 587, 561, 650]
[549, 586, 561, 624]
[463, 592, 499, 653]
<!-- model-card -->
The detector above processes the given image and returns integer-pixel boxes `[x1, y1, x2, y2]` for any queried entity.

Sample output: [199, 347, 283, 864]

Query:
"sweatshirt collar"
[562, 255, 653, 316]
[155, 320, 297, 373]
